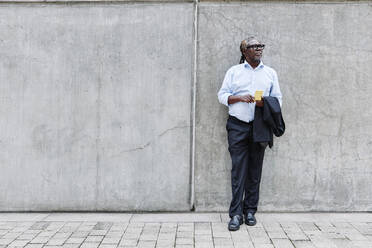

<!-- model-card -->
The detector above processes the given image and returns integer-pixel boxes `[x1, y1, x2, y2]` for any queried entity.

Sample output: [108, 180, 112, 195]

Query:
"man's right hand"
[228, 95, 255, 104]
[239, 95, 255, 103]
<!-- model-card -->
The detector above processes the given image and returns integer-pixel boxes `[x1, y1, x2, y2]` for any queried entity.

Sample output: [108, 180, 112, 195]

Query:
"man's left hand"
[255, 99, 264, 107]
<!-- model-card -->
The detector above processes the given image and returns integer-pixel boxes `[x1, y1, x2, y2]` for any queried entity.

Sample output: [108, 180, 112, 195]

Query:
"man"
[218, 37, 282, 231]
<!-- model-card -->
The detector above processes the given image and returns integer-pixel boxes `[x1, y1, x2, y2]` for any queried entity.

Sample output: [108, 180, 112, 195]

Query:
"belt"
[228, 115, 253, 125]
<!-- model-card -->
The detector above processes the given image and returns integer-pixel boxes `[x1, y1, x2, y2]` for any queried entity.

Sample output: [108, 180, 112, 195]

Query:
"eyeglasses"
[247, 44, 265, 50]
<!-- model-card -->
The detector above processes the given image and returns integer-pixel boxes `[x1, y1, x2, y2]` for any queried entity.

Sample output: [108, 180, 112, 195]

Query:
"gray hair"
[239, 36, 258, 64]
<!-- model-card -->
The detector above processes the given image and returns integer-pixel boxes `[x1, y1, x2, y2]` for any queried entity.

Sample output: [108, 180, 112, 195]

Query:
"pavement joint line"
[174, 222, 178, 248]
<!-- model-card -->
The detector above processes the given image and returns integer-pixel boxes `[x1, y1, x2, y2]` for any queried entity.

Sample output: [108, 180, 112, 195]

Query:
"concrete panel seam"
[190, 0, 199, 211]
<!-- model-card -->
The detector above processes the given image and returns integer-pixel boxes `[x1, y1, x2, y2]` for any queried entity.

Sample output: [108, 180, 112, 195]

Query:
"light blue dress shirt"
[217, 60, 282, 123]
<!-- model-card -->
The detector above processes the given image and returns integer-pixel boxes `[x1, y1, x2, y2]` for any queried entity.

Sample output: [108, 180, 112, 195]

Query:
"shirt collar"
[244, 60, 264, 70]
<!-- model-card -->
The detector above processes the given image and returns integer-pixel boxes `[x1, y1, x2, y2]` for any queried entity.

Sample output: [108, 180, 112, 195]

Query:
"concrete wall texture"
[0, 1, 371, 211]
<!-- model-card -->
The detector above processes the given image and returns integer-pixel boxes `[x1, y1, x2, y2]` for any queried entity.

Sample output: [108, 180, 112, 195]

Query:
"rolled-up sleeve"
[269, 70, 282, 107]
[218, 69, 233, 106]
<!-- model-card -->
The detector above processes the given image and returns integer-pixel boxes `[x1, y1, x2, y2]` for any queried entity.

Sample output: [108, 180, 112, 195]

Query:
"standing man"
[218, 37, 282, 231]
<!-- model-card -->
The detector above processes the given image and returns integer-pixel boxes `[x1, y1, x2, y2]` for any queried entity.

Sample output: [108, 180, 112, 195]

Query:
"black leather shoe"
[245, 212, 257, 226]
[228, 215, 243, 231]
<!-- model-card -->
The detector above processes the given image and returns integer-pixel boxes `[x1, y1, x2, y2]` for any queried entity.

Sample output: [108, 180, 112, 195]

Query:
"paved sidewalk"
[0, 213, 372, 248]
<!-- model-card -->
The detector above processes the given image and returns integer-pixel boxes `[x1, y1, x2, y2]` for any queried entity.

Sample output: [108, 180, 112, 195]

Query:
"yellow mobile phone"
[254, 90, 263, 101]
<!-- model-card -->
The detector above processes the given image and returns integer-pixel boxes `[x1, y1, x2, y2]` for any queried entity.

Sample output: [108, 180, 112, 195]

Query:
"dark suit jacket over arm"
[252, 96, 285, 148]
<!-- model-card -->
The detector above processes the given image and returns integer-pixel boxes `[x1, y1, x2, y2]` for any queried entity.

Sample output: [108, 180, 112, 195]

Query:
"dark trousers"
[226, 115, 266, 218]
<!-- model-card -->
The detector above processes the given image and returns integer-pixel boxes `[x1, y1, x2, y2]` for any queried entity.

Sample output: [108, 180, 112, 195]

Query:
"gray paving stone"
[297, 223, 320, 232]
[12, 227, 30, 232]
[194, 235, 212, 242]
[251, 237, 272, 245]
[137, 240, 156, 247]
[140, 234, 158, 241]
[65, 237, 85, 244]
[94, 222, 113, 230]
[85, 235, 104, 242]
[37, 231, 58, 237]
[98, 245, 117, 248]
[233, 241, 254, 248]
[46, 238, 67, 245]
[157, 233, 175, 241]
[80, 242, 100, 248]
[17, 233, 38, 240]
[46, 223, 65, 231]
[53, 232, 72, 239]
[156, 240, 175, 247]
[248, 227, 271, 244]
[105, 231, 124, 237]
[77, 226, 96, 232]
[212, 237, 233, 246]
[122, 233, 140, 240]
[101, 236, 121, 244]
[311, 240, 338, 248]
[160, 227, 177, 232]
[230, 230, 250, 242]
[292, 240, 316, 248]
[109, 224, 128, 232]
[266, 231, 287, 239]
[30, 236, 50, 244]
[194, 242, 214, 248]
[174, 245, 194, 248]
[271, 238, 295, 248]
[286, 232, 309, 241]
[8, 239, 30, 247]
[351, 240, 372, 247]
[211, 232, 230, 238]
[2, 232, 22, 239]
[324, 232, 346, 239]
[250, 244, 274, 248]
[177, 226, 194, 233]
[161, 223, 177, 228]
[0, 238, 15, 245]
[176, 231, 193, 238]
[156, 239, 174, 245]
[344, 232, 369, 241]
[89, 230, 109, 236]
[118, 239, 137, 246]
[330, 239, 354, 248]
[175, 237, 193, 245]
[62, 244, 80, 248]
[195, 229, 211, 235]
[70, 231, 90, 238]
[24, 244, 44, 248]
[125, 228, 143, 234]
[58, 227, 78, 233]
[128, 223, 145, 228]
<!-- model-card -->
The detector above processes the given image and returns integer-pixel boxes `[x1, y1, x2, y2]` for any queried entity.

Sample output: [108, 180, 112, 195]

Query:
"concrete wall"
[0, 0, 371, 211]
[0, 3, 193, 211]
[195, 2, 372, 212]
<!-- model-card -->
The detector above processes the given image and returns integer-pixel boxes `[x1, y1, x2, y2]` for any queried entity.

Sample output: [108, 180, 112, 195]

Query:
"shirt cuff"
[220, 93, 232, 107]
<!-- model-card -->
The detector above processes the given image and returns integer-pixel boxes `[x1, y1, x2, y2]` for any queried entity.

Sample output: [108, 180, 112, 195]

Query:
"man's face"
[243, 39, 264, 63]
